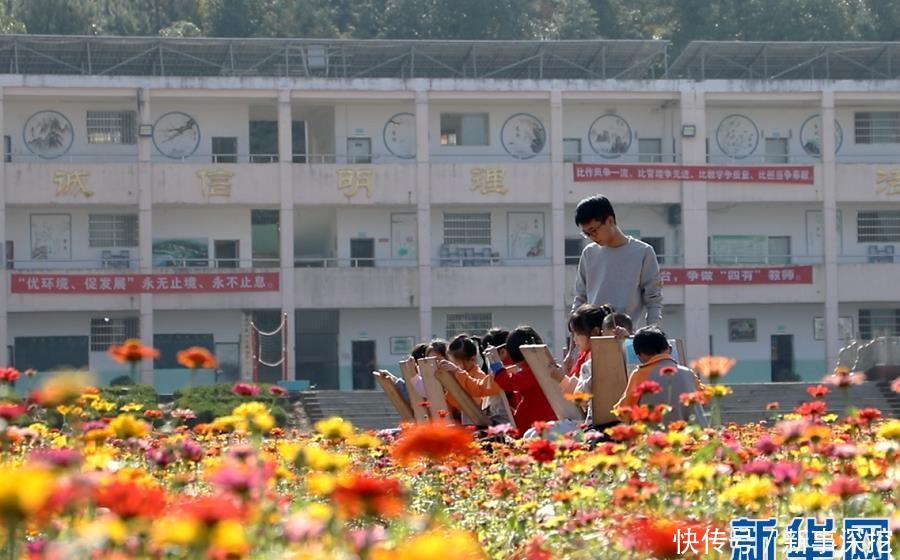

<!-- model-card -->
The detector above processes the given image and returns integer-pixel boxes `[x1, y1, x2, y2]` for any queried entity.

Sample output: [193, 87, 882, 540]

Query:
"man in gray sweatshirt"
[571, 195, 663, 326]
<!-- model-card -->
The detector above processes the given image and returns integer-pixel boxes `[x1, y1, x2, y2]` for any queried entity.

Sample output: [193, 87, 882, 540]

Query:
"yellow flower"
[705, 385, 733, 397]
[108, 414, 151, 439]
[120, 402, 144, 412]
[0, 466, 55, 521]
[876, 419, 900, 440]
[304, 502, 333, 522]
[392, 528, 486, 560]
[854, 456, 883, 478]
[231, 402, 275, 434]
[350, 433, 383, 450]
[719, 475, 776, 510]
[790, 491, 838, 513]
[278, 442, 303, 464]
[315, 416, 355, 441]
[306, 473, 337, 496]
[90, 399, 117, 413]
[666, 431, 690, 447]
[77, 515, 127, 545]
[210, 519, 249, 557]
[152, 516, 202, 548]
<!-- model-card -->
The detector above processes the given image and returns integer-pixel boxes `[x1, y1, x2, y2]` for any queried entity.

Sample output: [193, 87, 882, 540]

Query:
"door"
[249, 121, 278, 163]
[347, 138, 372, 164]
[292, 121, 307, 163]
[211, 137, 238, 163]
[251, 210, 279, 268]
[767, 236, 791, 265]
[770, 334, 795, 382]
[350, 238, 375, 267]
[214, 240, 239, 268]
[638, 138, 662, 162]
[563, 138, 581, 163]
[296, 310, 339, 389]
[764, 138, 789, 163]
[352, 340, 376, 389]
[805, 210, 843, 261]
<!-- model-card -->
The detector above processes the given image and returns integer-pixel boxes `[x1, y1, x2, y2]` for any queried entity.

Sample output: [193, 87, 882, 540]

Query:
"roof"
[0, 35, 669, 80]
[669, 41, 900, 80]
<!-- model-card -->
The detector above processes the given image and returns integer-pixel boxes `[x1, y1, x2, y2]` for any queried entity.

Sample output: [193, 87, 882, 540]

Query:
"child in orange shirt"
[436, 334, 503, 421]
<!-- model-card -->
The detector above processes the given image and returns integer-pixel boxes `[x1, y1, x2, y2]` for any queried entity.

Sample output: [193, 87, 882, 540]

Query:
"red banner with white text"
[658, 266, 813, 285]
[11, 272, 279, 294]
[574, 163, 814, 184]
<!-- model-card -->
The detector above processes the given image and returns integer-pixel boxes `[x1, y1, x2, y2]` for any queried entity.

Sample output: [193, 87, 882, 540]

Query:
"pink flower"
[632, 380, 663, 399]
[891, 377, 900, 393]
[822, 368, 865, 387]
[772, 461, 801, 485]
[232, 383, 260, 397]
[269, 385, 288, 397]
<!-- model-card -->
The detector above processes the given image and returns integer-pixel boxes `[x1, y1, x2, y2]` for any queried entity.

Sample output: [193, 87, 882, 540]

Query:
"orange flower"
[177, 347, 217, 370]
[623, 516, 716, 559]
[108, 339, 159, 365]
[330, 473, 405, 519]
[690, 356, 736, 381]
[95, 479, 167, 520]
[391, 421, 477, 465]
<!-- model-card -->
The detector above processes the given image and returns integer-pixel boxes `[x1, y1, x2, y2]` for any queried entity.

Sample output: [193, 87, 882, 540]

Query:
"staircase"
[297, 390, 401, 431]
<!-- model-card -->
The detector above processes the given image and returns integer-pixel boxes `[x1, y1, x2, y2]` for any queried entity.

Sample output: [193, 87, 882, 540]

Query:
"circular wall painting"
[799, 114, 843, 156]
[715, 114, 759, 159]
[588, 114, 632, 158]
[383, 112, 416, 159]
[501, 113, 546, 159]
[23, 110, 74, 159]
[153, 111, 201, 159]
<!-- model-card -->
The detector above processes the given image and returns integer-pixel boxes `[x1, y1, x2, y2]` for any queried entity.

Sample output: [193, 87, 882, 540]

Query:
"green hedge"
[173, 384, 288, 426]
[101, 384, 159, 411]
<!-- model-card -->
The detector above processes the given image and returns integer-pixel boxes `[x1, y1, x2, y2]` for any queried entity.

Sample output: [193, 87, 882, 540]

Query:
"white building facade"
[1, 37, 899, 391]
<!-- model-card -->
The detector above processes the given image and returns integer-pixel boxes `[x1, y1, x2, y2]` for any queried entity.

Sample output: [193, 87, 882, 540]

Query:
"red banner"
[658, 266, 813, 285]
[11, 272, 279, 294]
[573, 163, 814, 184]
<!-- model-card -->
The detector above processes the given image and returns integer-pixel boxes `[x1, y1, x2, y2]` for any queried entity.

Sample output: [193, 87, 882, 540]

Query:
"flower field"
[0, 353, 898, 559]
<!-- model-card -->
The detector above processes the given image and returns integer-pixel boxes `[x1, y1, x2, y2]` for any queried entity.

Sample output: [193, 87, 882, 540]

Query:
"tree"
[16, 0, 95, 35]
[204, 0, 266, 37]
[529, 0, 600, 40]
[158, 19, 203, 37]
[262, 0, 341, 38]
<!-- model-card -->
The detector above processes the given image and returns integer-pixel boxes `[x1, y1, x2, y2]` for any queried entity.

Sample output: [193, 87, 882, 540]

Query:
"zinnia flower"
[177, 347, 217, 369]
[806, 385, 830, 398]
[232, 383, 260, 397]
[108, 339, 159, 365]
[95, 479, 167, 520]
[0, 466, 55, 522]
[108, 414, 151, 439]
[330, 473, 405, 519]
[822, 367, 865, 387]
[391, 421, 477, 465]
[315, 417, 355, 441]
[633, 380, 663, 399]
[690, 356, 736, 381]
[527, 439, 556, 463]
[0, 368, 21, 383]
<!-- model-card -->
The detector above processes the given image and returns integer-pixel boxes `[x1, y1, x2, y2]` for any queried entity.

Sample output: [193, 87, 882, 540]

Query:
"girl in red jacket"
[491, 326, 556, 432]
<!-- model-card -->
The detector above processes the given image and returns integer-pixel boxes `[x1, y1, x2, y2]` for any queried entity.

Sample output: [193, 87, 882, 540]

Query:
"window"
[565, 237, 585, 265]
[89, 214, 138, 248]
[446, 312, 493, 340]
[90, 317, 139, 352]
[563, 138, 581, 163]
[767, 236, 791, 265]
[440, 113, 489, 146]
[3, 135, 10, 162]
[857, 210, 900, 242]
[764, 138, 788, 164]
[708, 235, 792, 265]
[641, 236, 666, 264]
[855, 111, 900, 144]
[212, 137, 238, 163]
[638, 138, 662, 163]
[443, 213, 491, 245]
[858, 308, 900, 339]
[87, 111, 137, 144]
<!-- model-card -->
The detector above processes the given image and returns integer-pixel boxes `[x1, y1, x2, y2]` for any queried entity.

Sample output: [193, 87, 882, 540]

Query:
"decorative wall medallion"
[715, 114, 759, 159]
[588, 114, 632, 158]
[153, 111, 201, 159]
[799, 114, 843, 156]
[383, 112, 416, 159]
[23, 110, 74, 159]
[501, 113, 546, 159]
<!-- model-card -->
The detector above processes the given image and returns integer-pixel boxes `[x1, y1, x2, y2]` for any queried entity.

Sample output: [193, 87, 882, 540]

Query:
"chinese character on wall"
[470, 167, 508, 195]
[336, 169, 373, 199]
[875, 169, 900, 196]
[53, 171, 94, 198]
[197, 169, 234, 198]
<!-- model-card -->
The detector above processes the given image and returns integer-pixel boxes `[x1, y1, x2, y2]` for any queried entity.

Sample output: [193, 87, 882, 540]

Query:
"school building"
[1, 36, 898, 390]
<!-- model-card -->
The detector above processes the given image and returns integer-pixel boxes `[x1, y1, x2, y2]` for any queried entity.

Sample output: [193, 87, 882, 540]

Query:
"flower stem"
[7, 522, 16, 560]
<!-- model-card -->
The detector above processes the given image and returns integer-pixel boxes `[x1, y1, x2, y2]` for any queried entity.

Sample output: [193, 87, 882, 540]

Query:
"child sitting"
[436, 334, 504, 423]
[614, 326, 709, 426]
[571, 311, 632, 424]
[491, 326, 557, 433]
[560, 304, 614, 395]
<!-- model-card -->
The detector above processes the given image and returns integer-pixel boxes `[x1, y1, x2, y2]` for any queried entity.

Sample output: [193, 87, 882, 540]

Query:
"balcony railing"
[294, 258, 416, 268]
[7, 258, 283, 271]
[707, 254, 823, 266]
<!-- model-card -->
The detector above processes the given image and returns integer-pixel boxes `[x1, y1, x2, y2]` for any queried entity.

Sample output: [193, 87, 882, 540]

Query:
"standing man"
[571, 195, 663, 325]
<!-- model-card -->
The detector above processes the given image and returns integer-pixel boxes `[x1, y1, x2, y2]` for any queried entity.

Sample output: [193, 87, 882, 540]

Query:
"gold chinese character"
[336, 169, 372, 199]
[53, 171, 93, 198]
[197, 169, 234, 198]
[470, 167, 508, 195]
[876, 169, 900, 196]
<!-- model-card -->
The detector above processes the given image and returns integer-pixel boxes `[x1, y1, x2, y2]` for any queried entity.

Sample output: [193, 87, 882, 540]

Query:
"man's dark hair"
[410, 343, 428, 361]
[569, 304, 614, 335]
[632, 326, 670, 357]
[574, 195, 616, 226]
[506, 325, 544, 363]
[602, 312, 634, 335]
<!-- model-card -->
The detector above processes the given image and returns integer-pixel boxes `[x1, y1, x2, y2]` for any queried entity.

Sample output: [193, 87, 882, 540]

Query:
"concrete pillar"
[0, 88, 7, 366]
[136, 88, 154, 384]
[679, 88, 710, 360]
[415, 90, 433, 341]
[549, 90, 566, 356]
[820, 91, 840, 369]
[277, 90, 297, 380]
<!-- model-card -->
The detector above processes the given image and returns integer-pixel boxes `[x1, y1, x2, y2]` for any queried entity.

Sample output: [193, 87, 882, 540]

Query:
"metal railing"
[293, 257, 416, 268]
[706, 254, 823, 266]
[7, 258, 281, 271]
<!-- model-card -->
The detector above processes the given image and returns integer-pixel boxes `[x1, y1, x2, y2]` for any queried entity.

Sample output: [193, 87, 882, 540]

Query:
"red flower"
[177, 494, 246, 525]
[827, 475, 866, 498]
[624, 517, 713, 559]
[489, 479, 519, 498]
[608, 424, 641, 442]
[390, 421, 477, 465]
[527, 440, 556, 463]
[795, 400, 828, 417]
[232, 383, 260, 397]
[177, 347, 217, 370]
[806, 385, 830, 398]
[0, 402, 27, 421]
[0, 368, 21, 383]
[269, 385, 288, 397]
[95, 480, 167, 519]
[856, 407, 882, 424]
[633, 380, 663, 399]
[108, 339, 159, 365]
[766, 401, 780, 411]
[330, 473, 406, 519]
[679, 391, 710, 407]
[144, 409, 164, 419]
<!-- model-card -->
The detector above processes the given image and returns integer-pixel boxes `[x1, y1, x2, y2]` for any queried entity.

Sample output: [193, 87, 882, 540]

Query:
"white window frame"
[89, 214, 138, 248]
[90, 317, 139, 352]
[87, 110, 137, 145]
[440, 113, 489, 146]
[443, 212, 491, 246]
[858, 308, 900, 339]
[446, 312, 493, 340]
[854, 111, 900, 144]
[857, 210, 900, 243]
